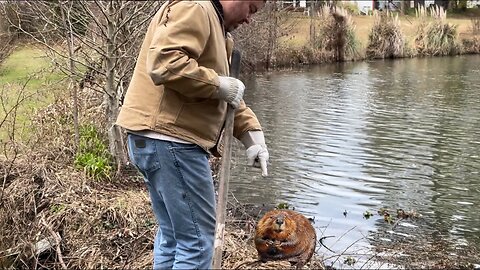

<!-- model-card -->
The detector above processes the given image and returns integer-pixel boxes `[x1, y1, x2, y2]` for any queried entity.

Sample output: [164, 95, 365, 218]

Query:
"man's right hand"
[213, 76, 245, 109]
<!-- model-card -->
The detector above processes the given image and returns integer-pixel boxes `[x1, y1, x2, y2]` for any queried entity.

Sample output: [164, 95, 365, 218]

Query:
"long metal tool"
[212, 49, 241, 269]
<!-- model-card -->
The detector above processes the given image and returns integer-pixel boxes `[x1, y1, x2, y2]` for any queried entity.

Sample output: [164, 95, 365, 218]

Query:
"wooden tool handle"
[212, 49, 241, 269]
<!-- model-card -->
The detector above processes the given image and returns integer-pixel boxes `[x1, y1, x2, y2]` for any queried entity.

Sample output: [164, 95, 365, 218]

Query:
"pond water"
[230, 55, 480, 268]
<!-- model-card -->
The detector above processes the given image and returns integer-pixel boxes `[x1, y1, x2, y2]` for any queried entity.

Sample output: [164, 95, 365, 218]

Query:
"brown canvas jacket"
[116, 0, 262, 153]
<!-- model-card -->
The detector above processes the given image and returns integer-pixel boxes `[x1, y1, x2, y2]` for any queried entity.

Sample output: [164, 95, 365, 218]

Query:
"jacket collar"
[211, 0, 226, 34]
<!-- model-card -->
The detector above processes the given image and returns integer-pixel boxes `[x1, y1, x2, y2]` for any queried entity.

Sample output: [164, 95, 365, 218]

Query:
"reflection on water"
[230, 55, 480, 267]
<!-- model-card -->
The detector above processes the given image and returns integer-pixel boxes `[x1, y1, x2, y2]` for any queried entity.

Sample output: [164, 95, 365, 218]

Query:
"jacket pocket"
[175, 99, 224, 141]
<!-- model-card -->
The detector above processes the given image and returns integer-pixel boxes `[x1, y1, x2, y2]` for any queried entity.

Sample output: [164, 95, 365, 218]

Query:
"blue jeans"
[127, 134, 216, 270]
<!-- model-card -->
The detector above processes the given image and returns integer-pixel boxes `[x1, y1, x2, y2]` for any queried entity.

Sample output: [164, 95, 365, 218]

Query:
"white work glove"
[240, 130, 269, 177]
[212, 76, 245, 109]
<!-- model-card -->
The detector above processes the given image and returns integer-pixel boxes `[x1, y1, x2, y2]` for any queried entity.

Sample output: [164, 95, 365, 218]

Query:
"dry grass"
[273, 46, 334, 68]
[313, 5, 360, 61]
[0, 90, 155, 269]
[1, 155, 324, 269]
[0, 161, 154, 269]
[461, 36, 480, 53]
[366, 11, 405, 59]
[414, 6, 461, 56]
[258, 9, 480, 69]
[472, 17, 480, 34]
[282, 10, 478, 61]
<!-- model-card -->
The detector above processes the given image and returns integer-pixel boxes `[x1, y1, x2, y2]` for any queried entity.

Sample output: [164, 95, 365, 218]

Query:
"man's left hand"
[246, 144, 269, 177]
[241, 130, 269, 177]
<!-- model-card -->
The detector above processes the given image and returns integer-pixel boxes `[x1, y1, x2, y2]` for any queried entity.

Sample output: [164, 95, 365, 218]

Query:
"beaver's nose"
[276, 217, 284, 226]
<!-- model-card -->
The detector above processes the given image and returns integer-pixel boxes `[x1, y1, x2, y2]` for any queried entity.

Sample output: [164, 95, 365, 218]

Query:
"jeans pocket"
[169, 142, 211, 177]
[127, 134, 161, 175]
[169, 142, 208, 157]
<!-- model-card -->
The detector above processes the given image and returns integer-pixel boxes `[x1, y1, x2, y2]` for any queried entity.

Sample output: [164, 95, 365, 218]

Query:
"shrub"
[414, 6, 460, 56]
[0, 1, 91, 47]
[232, 2, 296, 71]
[471, 17, 480, 34]
[0, 2, 16, 63]
[273, 45, 332, 67]
[314, 5, 359, 61]
[74, 124, 112, 180]
[461, 37, 480, 54]
[366, 11, 405, 59]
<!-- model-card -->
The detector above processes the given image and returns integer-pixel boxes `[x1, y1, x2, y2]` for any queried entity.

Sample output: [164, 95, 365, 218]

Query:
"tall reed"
[314, 5, 359, 61]
[471, 17, 480, 34]
[366, 11, 405, 59]
[414, 6, 460, 56]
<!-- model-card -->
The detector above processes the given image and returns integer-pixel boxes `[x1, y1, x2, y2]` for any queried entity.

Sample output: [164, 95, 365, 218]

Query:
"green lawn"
[0, 46, 66, 141]
[0, 46, 65, 86]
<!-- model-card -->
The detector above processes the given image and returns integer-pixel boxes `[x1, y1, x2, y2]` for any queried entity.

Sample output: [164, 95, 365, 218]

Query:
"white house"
[468, 0, 480, 8]
[353, 0, 480, 14]
[350, 1, 402, 14]
[355, 0, 374, 14]
[279, 0, 307, 8]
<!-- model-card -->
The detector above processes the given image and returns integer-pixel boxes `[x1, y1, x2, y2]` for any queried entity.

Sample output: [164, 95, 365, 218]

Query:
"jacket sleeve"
[146, 1, 220, 99]
[233, 100, 263, 139]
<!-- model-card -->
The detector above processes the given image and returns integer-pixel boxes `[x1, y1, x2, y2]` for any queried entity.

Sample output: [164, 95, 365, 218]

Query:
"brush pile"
[0, 154, 324, 269]
[0, 86, 325, 269]
[0, 94, 155, 269]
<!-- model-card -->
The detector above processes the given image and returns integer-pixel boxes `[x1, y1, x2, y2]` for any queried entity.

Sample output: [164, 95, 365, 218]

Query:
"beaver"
[254, 209, 316, 269]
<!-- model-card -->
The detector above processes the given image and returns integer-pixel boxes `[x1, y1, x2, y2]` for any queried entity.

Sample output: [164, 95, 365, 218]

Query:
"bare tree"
[233, 3, 295, 71]
[3, 0, 164, 170]
[0, 2, 17, 64]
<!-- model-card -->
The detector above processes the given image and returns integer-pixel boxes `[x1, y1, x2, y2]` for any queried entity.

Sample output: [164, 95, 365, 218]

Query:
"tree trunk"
[59, 1, 79, 149]
[434, 0, 448, 10]
[105, 1, 127, 170]
[309, 5, 316, 46]
[414, 0, 426, 8]
[266, 5, 278, 70]
[402, 0, 411, 14]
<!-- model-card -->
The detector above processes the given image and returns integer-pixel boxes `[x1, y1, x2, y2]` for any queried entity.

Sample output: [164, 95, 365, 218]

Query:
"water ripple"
[233, 55, 480, 254]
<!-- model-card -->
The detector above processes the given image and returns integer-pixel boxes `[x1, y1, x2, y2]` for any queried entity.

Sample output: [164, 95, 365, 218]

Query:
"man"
[116, 0, 268, 269]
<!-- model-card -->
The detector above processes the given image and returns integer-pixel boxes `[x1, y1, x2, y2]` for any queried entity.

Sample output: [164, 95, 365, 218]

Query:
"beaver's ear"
[308, 216, 315, 224]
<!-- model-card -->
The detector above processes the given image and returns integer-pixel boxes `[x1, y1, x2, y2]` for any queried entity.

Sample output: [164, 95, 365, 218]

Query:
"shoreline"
[234, 10, 480, 72]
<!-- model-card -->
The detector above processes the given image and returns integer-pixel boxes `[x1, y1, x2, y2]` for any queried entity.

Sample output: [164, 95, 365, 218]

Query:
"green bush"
[74, 124, 112, 180]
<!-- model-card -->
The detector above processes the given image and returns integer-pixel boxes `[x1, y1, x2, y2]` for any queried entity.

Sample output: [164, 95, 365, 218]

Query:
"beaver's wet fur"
[254, 209, 316, 269]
